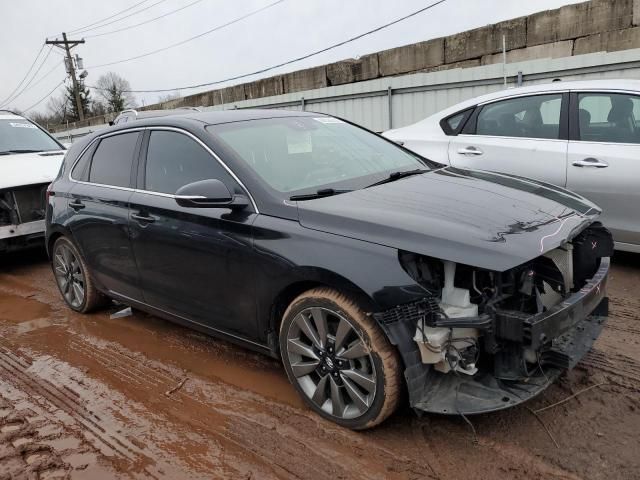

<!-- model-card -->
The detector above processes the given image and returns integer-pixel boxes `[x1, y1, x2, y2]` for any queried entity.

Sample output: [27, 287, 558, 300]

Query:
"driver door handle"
[458, 146, 483, 156]
[572, 158, 609, 168]
[131, 213, 156, 223]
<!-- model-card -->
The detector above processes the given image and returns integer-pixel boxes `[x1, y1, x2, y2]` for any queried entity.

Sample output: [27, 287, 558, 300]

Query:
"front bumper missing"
[375, 258, 610, 415]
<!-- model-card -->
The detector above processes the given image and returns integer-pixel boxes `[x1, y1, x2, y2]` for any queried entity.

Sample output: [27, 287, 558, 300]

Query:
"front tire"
[280, 287, 402, 429]
[51, 236, 106, 313]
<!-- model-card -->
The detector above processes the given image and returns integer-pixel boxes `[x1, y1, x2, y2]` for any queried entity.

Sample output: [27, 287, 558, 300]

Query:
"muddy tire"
[51, 236, 107, 313]
[280, 287, 402, 430]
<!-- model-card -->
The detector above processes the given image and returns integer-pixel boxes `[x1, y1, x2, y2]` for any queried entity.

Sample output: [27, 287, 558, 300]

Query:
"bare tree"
[95, 72, 136, 113]
[46, 92, 69, 124]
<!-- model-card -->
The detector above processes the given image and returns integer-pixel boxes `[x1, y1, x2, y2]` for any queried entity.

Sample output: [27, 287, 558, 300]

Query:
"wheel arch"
[267, 268, 378, 354]
[46, 225, 72, 258]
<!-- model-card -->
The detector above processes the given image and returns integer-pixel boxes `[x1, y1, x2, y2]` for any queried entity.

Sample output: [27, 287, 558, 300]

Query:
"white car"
[1, 110, 65, 253]
[384, 79, 640, 253]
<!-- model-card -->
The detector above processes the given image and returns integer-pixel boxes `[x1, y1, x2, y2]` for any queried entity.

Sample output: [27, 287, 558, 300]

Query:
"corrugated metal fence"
[54, 47, 640, 142]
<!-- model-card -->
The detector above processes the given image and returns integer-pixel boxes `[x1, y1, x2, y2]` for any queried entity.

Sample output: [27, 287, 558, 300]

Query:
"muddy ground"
[0, 249, 638, 480]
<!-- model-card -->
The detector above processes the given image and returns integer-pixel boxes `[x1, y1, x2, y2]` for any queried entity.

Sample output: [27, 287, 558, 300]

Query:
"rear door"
[567, 91, 640, 249]
[448, 92, 569, 186]
[128, 128, 258, 338]
[67, 130, 143, 300]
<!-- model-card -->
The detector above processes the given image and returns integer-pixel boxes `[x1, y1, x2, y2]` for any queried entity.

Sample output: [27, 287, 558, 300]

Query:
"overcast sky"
[0, 0, 583, 116]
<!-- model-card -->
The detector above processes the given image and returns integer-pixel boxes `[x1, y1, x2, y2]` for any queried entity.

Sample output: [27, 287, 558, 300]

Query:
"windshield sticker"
[287, 130, 313, 154]
[9, 122, 37, 129]
[313, 117, 344, 124]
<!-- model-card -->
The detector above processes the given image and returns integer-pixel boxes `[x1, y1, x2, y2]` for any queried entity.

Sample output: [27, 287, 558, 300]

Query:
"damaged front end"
[374, 222, 613, 415]
[0, 184, 49, 252]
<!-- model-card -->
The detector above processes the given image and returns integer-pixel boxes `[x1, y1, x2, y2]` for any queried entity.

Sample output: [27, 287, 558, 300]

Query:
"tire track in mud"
[67, 335, 438, 480]
[0, 387, 71, 480]
[580, 348, 640, 387]
[0, 346, 145, 465]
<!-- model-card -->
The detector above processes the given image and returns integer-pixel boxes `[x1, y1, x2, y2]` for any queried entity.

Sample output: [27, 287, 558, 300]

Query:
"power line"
[73, 0, 170, 36]
[22, 79, 67, 114]
[7, 60, 64, 110]
[86, 0, 206, 38]
[1, 47, 54, 108]
[0, 44, 46, 106]
[87, 0, 286, 69]
[65, 0, 151, 35]
[90, 0, 448, 94]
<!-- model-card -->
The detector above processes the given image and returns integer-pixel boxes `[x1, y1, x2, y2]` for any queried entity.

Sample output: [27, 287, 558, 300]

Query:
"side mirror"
[174, 179, 247, 209]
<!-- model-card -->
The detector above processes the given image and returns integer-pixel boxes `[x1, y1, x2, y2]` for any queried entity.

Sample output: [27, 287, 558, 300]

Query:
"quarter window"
[144, 131, 236, 195]
[440, 108, 473, 136]
[577, 93, 640, 144]
[89, 132, 140, 187]
[476, 94, 562, 139]
[71, 148, 92, 182]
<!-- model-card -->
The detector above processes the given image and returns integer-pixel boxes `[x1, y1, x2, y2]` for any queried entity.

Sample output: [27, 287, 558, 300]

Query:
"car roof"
[463, 79, 640, 105]
[0, 111, 26, 120]
[111, 108, 321, 128]
[386, 78, 640, 137]
[451, 79, 640, 114]
[78, 109, 325, 147]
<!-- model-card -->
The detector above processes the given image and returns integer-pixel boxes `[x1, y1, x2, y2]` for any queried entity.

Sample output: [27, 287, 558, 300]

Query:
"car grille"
[0, 184, 47, 226]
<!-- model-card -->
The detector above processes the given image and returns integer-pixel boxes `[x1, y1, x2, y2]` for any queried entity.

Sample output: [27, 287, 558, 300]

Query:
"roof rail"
[0, 109, 20, 115]
[176, 107, 201, 111]
[118, 108, 138, 116]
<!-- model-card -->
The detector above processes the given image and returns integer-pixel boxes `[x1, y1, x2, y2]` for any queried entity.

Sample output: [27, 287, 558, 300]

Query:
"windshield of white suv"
[0, 118, 62, 154]
[208, 116, 438, 196]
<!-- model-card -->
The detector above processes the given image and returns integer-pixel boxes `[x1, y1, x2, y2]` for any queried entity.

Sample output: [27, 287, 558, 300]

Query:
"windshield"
[207, 116, 437, 195]
[0, 118, 62, 154]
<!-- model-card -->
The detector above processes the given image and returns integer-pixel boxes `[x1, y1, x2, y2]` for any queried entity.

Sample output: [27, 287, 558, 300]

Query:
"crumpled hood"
[297, 167, 601, 271]
[0, 151, 65, 190]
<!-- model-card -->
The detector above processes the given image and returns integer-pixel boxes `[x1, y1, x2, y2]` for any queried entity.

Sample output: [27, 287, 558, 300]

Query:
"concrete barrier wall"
[53, 46, 640, 141]
[52, 0, 640, 136]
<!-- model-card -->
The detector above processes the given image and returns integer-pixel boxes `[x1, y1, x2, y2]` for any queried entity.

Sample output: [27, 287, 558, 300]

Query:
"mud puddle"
[0, 250, 639, 479]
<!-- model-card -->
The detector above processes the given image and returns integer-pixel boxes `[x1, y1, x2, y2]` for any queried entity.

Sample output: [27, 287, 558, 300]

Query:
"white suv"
[0, 110, 65, 253]
[384, 79, 640, 253]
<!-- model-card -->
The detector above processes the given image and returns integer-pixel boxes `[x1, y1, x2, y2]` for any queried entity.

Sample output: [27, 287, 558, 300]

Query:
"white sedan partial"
[384, 79, 640, 253]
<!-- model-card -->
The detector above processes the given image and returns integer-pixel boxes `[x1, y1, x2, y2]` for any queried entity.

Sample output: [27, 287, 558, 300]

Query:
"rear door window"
[89, 132, 140, 187]
[144, 130, 236, 195]
[577, 93, 640, 144]
[475, 94, 563, 139]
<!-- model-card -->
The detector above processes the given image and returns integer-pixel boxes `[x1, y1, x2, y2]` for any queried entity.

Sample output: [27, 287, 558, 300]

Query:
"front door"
[129, 129, 258, 338]
[67, 131, 143, 300]
[448, 93, 568, 187]
[567, 91, 640, 249]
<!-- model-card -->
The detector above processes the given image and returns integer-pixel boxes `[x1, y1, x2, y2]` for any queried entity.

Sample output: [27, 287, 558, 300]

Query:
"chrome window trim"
[67, 126, 259, 213]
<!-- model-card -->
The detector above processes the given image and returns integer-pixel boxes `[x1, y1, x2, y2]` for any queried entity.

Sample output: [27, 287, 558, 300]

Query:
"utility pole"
[46, 33, 86, 121]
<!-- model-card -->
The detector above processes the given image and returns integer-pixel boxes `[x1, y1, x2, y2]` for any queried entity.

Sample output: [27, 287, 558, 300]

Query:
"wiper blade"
[0, 149, 42, 155]
[289, 188, 352, 201]
[365, 168, 428, 188]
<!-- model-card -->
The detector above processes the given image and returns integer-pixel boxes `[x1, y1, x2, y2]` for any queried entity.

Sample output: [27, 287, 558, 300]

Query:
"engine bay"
[398, 222, 614, 382]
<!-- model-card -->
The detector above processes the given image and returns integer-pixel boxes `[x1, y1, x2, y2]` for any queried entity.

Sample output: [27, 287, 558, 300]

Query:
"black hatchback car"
[46, 110, 613, 429]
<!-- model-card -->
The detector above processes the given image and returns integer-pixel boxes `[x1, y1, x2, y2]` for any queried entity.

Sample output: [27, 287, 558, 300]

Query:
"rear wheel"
[51, 236, 106, 313]
[280, 287, 401, 429]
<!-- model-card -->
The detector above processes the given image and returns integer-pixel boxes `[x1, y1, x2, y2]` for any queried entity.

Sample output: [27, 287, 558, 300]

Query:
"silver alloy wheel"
[286, 307, 377, 419]
[53, 243, 85, 309]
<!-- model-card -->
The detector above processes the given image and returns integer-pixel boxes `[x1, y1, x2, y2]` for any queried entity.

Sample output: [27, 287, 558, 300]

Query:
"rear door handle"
[572, 158, 609, 168]
[69, 200, 85, 210]
[131, 213, 156, 223]
[457, 146, 483, 156]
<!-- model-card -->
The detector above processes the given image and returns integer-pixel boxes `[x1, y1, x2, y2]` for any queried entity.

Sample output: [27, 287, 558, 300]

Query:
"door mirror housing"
[174, 179, 247, 209]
